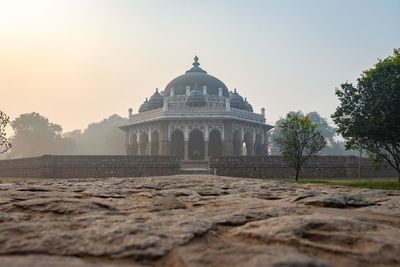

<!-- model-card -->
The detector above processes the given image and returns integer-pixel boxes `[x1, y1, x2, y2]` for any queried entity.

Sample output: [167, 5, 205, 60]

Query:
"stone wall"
[0, 155, 181, 178]
[209, 156, 397, 179]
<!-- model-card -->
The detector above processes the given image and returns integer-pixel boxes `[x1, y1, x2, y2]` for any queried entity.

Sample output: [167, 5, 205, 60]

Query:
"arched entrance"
[170, 130, 184, 159]
[139, 132, 149, 155]
[209, 129, 222, 157]
[255, 133, 264, 156]
[188, 129, 204, 160]
[151, 131, 159, 155]
[244, 131, 253, 156]
[233, 130, 242, 156]
[129, 133, 138, 155]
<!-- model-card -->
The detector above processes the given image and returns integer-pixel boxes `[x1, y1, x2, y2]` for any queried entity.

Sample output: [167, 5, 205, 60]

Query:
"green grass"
[0, 177, 30, 183]
[275, 178, 400, 190]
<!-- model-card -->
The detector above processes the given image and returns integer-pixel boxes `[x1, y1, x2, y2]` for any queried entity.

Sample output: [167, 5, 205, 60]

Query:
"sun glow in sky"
[1, 0, 400, 132]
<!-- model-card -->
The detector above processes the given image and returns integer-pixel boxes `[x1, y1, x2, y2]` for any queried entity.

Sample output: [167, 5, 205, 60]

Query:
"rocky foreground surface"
[0, 175, 399, 267]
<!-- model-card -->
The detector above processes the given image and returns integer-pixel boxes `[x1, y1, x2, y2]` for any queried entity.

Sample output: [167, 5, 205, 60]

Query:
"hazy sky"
[1, 0, 399, 132]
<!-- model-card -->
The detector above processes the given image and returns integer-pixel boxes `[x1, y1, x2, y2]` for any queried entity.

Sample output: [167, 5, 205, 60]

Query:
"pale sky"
[1, 0, 399, 132]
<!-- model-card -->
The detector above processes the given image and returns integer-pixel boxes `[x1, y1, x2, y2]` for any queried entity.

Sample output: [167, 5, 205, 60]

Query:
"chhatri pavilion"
[120, 56, 273, 161]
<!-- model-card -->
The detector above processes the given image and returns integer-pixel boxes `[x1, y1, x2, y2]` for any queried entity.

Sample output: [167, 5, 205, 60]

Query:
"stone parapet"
[0, 155, 180, 178]
[209, 156, 397, 178]
[124, 106, 266, 126]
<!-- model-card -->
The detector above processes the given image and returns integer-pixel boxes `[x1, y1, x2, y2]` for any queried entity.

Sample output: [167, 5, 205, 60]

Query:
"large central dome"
[164, 56, 229, 97]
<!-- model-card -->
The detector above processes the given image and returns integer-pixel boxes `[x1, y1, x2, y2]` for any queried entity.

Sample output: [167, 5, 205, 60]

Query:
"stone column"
[248, 143, 255, 156]
[125, 132, 129, 155]
[184, 141, 189, 160]
[262, 131, 268, 156]
[146, 143, 151, 155]
[137, 133, 141, 155]
[184, 125, 189, 160]
[204, 141, 209, 160]
[148, 129, 152, 156]
[159, 121, 169, 155]
[222, 120, 233, 156]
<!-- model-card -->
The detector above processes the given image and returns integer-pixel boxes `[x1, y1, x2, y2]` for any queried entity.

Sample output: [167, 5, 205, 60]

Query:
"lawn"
[276, 178, 400, 190]
[0, 177, 27, 183]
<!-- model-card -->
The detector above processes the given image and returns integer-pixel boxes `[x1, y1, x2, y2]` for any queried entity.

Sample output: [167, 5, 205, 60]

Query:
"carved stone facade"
[120, 57, 273, 161]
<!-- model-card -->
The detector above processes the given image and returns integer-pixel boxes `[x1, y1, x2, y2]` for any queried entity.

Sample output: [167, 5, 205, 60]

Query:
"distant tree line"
[0, 112, 127, 159]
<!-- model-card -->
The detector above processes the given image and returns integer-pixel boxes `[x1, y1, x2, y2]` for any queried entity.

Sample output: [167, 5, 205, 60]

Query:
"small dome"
[139, 98, 150, 112]
[230, 89, 245, 110]
[149, 88, 164, 109]
[244, 98, 253, 112]
[186, 88, 206, 107]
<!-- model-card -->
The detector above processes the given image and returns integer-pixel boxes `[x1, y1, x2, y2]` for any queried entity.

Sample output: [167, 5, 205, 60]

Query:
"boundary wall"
[209, 156, 397, 178]
[0, 155, 180, 178]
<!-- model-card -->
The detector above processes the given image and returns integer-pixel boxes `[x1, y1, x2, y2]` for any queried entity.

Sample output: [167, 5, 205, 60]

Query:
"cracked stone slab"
[0, 175, 399, 266]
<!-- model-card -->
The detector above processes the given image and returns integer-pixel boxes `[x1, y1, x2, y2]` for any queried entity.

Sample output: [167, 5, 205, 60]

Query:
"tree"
[269, 111, 302, 155]
[269, 111, 348, 155]
[0, 111, 12, 154]
[332, 48, 400, 182]
[274, 113, 326, 181]
[8, 112, 74, 158]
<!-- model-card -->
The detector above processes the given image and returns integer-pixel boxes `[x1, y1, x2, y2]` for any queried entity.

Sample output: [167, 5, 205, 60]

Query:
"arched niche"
[255, 133, 264, 156]
[244, 131, 253, 156]
[209, 129, 222, 157]
[170, 129, 184, 159]
[188, 129, 204, 160]
[139, 132, 149, 155]
[233, 130, 242, 156]
[129, 132, 138, 155]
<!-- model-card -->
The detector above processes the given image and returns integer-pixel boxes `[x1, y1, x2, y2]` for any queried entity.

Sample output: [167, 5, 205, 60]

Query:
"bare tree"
[0, 111, 12, 154]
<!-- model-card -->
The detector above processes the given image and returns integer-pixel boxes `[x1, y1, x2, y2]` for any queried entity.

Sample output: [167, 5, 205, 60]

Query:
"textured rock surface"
[0, 175, 399, 266]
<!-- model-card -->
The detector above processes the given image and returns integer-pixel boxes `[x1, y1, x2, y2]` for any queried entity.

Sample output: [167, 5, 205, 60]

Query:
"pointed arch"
[255, 133, 264, 156]
[233, 130, 242, 156]
[244, 131, 253, 156]
[170, 129, 184, 159]
[209, 129, 222, 157]
[139, 132, 149, 155]
[189, 129, 204, 160]
[129, 132, 138, 155]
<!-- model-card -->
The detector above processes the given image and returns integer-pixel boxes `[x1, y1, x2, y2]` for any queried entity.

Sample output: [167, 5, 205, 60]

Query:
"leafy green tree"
[269, 111, 302, 155]
[332, 49, 400, 182]
[8, 112, 74, 158]
[269, 111, 348, 155]
[0, 111, 12, 154]
[275, 113, 326, 181]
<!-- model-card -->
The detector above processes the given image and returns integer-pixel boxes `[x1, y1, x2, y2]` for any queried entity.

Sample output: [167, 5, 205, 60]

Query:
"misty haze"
[0, 1, 399, 267]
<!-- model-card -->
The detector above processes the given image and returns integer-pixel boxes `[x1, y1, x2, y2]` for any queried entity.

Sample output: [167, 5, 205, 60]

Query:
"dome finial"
[156, 88, 158, 93]
[193, 55, 200, 68]
[234, 88, 237, 93]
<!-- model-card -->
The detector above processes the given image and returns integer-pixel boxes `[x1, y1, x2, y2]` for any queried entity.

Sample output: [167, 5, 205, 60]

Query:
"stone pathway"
[0, 175, 399, 266]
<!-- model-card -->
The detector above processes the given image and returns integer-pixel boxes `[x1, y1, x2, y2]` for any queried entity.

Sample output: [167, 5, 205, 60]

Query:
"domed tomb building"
[120, 57, 273, 160]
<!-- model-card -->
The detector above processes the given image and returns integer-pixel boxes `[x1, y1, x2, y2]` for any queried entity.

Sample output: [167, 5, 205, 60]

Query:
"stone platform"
[0, 175, 399, 266]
